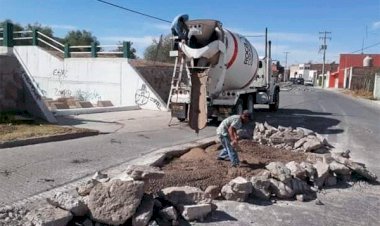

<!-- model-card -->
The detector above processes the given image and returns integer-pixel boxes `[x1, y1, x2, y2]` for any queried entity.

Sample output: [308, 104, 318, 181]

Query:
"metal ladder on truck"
[167, 46, 191, 124]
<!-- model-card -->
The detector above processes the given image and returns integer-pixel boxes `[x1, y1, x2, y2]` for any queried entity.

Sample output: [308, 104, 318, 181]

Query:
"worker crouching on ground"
[216, 110, 251, 167]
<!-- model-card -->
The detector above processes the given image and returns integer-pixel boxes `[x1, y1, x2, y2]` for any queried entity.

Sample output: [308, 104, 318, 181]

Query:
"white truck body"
[169, 16, 280, 131]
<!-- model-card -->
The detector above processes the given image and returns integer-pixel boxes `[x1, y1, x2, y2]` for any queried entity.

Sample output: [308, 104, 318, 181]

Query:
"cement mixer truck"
[168, 15, 280, 132]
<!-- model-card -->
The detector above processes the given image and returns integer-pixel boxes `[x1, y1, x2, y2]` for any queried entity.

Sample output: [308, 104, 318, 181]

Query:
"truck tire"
[269, 90, 279, 112]
[234, 99, 244, 115]
[247, 94, 254, 114]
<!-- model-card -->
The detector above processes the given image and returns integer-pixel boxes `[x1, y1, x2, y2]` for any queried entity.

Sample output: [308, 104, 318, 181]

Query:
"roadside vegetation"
[0, 111, 95, 143]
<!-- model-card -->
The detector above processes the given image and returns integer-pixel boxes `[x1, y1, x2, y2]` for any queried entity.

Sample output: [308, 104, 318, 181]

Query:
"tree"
[144, 34, 173, 63]
[63, 30, 98, 46]
[0, 19, 23, 31]
[26, 23, 53, 37]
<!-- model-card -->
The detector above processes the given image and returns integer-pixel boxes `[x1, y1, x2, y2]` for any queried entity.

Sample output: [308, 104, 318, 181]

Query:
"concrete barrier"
[12, 46, 167, 111]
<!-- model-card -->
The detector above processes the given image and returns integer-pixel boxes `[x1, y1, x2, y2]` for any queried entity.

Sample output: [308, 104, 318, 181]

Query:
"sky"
[1, 0, 380, 65]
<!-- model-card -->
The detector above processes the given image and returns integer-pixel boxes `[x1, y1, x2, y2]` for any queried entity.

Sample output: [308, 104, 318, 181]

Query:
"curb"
[52, 105, 140, 116]
[7, 136, 216, 209]
[0, 130, 100, 149]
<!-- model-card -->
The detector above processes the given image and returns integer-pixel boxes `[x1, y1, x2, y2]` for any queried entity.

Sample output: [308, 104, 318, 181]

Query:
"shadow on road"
[254, 108, 343, 135]
[202, 210, 238, 223]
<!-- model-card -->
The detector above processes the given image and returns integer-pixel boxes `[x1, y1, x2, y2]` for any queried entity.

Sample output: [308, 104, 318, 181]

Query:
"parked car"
[304, 79, 313, 86]
[296, 78, 304, 85]
[289, 77, 297, 84]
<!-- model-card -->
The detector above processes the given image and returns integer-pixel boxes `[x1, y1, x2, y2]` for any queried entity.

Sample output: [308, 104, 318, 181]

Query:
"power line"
[351, 41, 380, 53]
[95, 0, 171, 23]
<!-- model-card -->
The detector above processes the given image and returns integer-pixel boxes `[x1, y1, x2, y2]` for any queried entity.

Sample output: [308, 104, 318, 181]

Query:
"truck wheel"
[234, 99, 244, 115]
[269, 90, 279, 112]
[177, 117, 186, 122]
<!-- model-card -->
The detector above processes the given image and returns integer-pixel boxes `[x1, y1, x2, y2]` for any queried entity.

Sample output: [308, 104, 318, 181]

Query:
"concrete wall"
[0, 55, 24, 112]
[374, 74, 380, 100]
[0, 54, 56, 122]
[13, 46, 166, 111]
[132, 65, 173, 104]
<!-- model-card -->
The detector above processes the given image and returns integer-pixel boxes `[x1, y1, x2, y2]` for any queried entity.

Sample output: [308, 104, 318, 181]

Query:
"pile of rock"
[253, 122, 330, 153]
[23, 165, 217, 226]
[219, 150, 377, 203]
[0, 206, 28, 226]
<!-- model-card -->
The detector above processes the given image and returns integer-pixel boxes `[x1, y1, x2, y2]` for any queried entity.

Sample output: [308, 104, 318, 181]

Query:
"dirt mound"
[179, 148, 208, 160]
[147, 140, 308, 193]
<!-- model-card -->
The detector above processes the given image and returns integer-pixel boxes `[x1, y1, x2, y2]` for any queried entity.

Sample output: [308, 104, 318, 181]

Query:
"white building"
[289, 64, 317, 81]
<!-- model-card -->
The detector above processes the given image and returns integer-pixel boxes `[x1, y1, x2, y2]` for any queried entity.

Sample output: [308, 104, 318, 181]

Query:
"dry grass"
[0, 124, 93, 142]
[342, 89, 375, 100]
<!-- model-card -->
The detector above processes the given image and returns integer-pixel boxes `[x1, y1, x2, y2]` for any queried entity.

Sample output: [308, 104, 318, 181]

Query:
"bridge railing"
[1, 22, 132, 58]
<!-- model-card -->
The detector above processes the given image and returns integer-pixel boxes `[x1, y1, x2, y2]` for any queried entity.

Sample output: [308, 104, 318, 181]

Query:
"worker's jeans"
[218, 135, 239, 166]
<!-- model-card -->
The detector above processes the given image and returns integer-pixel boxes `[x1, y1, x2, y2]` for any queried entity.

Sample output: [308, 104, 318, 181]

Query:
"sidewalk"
[56, 109, 173, 134]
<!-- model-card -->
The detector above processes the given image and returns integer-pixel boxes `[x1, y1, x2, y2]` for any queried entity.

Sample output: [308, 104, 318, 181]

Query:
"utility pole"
[319, 31, 331, 88]
[284, 51, 289, 82]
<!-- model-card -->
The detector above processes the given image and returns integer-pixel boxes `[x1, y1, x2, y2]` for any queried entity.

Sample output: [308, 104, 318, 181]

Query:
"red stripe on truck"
[227, 30, 238, 69]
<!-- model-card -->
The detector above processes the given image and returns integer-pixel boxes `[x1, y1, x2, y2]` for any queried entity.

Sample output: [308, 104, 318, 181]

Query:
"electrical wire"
[351, 41, 380, 53]
[95, 0, 171, 23]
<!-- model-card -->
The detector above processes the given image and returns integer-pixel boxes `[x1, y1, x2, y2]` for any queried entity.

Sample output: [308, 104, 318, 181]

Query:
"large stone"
[77, 179, 99, 196]
[329, 161, 351, 175]
[92, 171, 110, 183]
[181, 204, 212, 221]
[132, 195, 155, 226]
[300, 162, 317, 181]
[204, 185, 220, 200]
[159, 186, 211, 207]
[25, 204, 73, 226]
[266, 162, 292, 182]
[88, 179, 145, 225]
[47, 191, 88, 216]
[283, 130, 304, 145]
[313, 161, 330, 188]
[256, 122, 265, 133]
[264, 122, 278, 133]
[250, 175, 271, 200]
[290, 178, 312, 194]
[315, 133, 329, 145]
[221, 177, 252, 202]
[302, 137, 323, 152]
[268, 179, 294, 199]
[125, 165, 165, 181]
[286, 161, 307, 180]
[294, 137, 308, 149]
[332, 155, 377, 182]
[221, 185, 240, 201]
[230, 177, 253, 193]
[296, 127, 315, 136]
[159, 206, 178, 221]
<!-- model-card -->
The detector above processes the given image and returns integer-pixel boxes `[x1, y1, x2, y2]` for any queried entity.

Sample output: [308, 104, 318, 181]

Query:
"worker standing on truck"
[216, 110, 251, 167]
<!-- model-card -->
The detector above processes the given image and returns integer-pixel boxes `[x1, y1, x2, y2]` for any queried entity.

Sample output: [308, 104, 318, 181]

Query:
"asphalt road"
[1, 85, 379, 213]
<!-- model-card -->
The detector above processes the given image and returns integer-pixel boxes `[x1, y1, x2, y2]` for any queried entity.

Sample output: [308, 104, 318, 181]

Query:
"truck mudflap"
[189, 71, 208, 133]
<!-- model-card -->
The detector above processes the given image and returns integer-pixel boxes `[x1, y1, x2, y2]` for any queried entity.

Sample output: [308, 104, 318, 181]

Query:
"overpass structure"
[0, 22, 172, 122]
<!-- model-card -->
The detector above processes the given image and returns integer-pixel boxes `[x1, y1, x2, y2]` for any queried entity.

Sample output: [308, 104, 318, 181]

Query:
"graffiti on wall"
[55, 88, 72, 97]
[52, 69, 68, 81]
[75, 89, 101, 102]
[135, 84, 161, 110]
